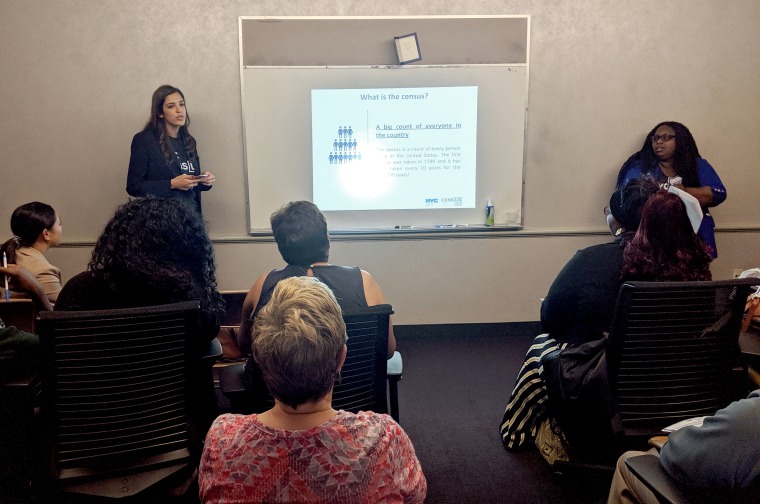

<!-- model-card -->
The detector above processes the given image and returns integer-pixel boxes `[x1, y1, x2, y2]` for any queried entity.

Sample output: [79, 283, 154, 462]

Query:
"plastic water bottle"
[485, 199, 495, 227]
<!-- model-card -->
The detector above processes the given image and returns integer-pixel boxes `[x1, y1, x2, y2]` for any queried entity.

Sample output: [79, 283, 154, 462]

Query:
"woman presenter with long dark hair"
[126, 84, 215, 214]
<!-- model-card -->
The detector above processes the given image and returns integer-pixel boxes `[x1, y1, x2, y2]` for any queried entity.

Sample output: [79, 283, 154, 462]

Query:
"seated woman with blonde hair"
[199, 276, 426, 504]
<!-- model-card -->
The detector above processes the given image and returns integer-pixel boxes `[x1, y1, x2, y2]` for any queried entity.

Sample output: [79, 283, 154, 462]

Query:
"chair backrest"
[219, 290, 248, 327]
[607, 278, 759, 437]
[0, 298, 37, 333]
[37, 301, 200, 483]
[332, 304, 394, 415]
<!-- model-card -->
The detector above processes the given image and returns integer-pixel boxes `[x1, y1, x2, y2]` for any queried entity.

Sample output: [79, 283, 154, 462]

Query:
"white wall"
[3, 1, 760, 325]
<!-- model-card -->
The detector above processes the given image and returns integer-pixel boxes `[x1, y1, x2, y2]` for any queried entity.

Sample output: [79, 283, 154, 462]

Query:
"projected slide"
[312, 86, 478, 211]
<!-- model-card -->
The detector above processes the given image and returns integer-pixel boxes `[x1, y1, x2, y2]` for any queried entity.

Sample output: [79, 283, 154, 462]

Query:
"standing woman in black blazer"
[127, 85, 215, 214]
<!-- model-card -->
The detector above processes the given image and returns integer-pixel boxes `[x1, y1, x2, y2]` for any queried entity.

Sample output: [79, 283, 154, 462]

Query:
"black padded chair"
[219, 290, 248, 327]
[219, 304, 401, 421]
[606, 279, 759, 441]
[543, 278, 759, 466]
[0, 300, 40, 501]
[0, 297, 37, 333]
[0, 368, 40, 503]
[625, 453, 759, 504]
[35, 301, 203, 500]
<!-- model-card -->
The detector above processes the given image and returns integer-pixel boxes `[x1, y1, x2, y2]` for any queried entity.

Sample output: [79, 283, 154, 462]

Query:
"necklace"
[170, 136, 183, 160]
[297, 263, 329, 276]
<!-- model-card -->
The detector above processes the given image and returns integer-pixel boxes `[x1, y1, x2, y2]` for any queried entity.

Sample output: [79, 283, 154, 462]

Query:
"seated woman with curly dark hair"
[55, 197, 225, 432]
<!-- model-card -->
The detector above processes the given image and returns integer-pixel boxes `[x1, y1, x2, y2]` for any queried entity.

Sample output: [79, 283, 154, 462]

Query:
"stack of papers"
[662, 416, 706, 433]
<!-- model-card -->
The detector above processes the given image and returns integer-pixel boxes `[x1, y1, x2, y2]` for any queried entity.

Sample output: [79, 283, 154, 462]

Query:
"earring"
[334, 370, 342, 384]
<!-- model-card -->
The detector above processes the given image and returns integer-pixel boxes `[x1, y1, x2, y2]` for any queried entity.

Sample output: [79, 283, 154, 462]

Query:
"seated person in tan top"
[1, 202, 63, 303]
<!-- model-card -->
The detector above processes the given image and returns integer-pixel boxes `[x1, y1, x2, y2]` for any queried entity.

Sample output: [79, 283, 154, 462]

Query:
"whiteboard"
[242, 65, 526, 232]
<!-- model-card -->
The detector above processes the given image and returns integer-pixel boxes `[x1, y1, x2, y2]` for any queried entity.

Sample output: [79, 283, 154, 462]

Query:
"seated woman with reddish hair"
[621, 190, 712, 282]
[501, 178, 661, 450]
[501, 182, 711, 455]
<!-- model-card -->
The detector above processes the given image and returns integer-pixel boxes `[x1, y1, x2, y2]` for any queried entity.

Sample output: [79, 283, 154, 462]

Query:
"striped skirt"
[500, 334, 568, 449]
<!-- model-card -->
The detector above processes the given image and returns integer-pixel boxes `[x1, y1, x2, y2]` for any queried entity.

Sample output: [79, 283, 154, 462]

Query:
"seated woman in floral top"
[199, 276, 426, 504]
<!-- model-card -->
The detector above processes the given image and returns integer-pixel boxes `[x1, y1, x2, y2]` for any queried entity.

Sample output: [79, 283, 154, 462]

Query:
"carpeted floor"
[215, 322, 613, 503]
[394, 323, 612, 503]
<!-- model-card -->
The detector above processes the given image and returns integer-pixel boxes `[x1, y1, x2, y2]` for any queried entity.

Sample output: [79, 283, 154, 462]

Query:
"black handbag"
[541, 337, 616, 463]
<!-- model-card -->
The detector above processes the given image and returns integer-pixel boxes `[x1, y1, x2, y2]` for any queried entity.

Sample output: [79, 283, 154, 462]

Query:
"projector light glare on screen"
[312, 86, 478, 212]
[336, 144, 394, 202]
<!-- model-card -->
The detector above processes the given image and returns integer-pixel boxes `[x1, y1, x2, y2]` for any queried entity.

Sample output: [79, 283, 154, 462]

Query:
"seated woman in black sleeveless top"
[237, 201, 395, 403]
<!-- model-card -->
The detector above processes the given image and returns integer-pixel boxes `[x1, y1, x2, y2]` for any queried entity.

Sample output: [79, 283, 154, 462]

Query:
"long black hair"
[616, 121, 702, 188]
[1, 201, 57, 263]
[609, 176, 660, 237]
[143, 84, 198, 169]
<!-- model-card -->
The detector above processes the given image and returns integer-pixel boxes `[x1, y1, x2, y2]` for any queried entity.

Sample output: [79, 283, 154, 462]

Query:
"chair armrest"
[387, 351, 403, 376]
[386, 351, 402, 423]
[648, 436, 669, 450]
[625, 454, 688, 504]
[200, 338, 222, 364]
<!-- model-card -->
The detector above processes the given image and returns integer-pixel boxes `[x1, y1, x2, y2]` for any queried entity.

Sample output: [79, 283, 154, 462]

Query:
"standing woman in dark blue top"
[127, 84, 215, 214]
[616, 121, 726, 257]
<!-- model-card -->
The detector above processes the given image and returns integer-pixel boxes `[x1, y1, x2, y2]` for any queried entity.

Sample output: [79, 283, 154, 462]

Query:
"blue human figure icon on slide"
[324, 126, 360, 165]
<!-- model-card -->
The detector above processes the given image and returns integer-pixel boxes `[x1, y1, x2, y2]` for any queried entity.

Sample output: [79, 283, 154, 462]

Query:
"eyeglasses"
[650, 134, 676, 143]
[603, 205, 612, 216]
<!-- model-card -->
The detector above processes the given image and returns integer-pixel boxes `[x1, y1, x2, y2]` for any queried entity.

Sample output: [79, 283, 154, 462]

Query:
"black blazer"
[126, 129, 210, 213]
